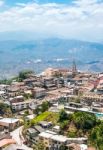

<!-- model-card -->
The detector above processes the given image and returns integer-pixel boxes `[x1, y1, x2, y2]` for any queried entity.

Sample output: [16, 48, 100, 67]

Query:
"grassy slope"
[31, 111, 59, 125]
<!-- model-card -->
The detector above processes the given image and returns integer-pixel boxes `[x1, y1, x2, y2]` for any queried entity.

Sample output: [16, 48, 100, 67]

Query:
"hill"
[0, 38, 103, 78]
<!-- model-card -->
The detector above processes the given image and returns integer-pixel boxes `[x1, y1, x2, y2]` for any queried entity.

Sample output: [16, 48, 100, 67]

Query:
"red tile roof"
[0, 139, 16, 148]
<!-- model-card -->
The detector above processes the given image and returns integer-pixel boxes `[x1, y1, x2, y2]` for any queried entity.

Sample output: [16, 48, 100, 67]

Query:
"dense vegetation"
[31, 111, 59, 125]
[33, 140, 45, 150]
[72, 111, 97, 130]
[24, 111, 59, 129]
[24, 107, 103, 150]
[34, 101, 51, 115]
[17, 70, 34, 81]
[0, 79, 12, 85]
[58, 110, 103, 150]
[89, 122, 103, 150]
[0, 70, 34, 84]
[0, 102, 12, 117]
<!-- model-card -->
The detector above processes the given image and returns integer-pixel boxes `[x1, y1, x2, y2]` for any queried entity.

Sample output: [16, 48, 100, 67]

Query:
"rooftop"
[39, 130, 56, 138]
[0, 139, 16, 148]
[11, 99, 33, 105]
[39, 121, 52, 126]
[34, 125, 45, 133]
[26, 114, 35, 120]
[33, 87, 46, 91]
[27, 128, 37, 134]
[9, 95, 24, 101]
[53, 125, 60, 130]
[0, 118, 19, 124]
[51, 135, 68, 142]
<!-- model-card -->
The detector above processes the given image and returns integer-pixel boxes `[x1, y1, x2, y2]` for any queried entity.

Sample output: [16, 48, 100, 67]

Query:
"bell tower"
[72, 60, 77, 76]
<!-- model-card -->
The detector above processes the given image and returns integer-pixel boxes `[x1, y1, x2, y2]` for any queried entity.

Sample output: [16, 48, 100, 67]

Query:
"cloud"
[0, 0, 103, 42]
[16, 3, 27, 7]
[0, 0, 4, 6]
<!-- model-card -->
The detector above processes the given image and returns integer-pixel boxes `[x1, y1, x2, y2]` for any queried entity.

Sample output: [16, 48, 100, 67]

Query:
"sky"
[0, 0, 103, 42]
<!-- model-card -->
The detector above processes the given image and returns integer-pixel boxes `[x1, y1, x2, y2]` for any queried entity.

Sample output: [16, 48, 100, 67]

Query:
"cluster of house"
[0, 117, 19, 149]
[0, 134, 16, 150]
[25, 120, 88, 150]
[1, 66, 103, 149]
[0, 68, 103, 116]
[0, 67, 103, 111]
[0, 69, 69, 112]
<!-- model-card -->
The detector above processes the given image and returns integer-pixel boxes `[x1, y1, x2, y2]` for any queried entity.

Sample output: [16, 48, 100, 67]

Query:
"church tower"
[72, 60, 77, 76]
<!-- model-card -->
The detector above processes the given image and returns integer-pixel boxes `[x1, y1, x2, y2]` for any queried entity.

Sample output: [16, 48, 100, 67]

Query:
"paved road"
[4, 126, 33, 150]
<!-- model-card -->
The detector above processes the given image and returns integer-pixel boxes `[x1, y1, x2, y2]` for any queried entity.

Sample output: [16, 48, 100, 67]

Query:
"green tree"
[59, 109, 68, 122]
[41, 101, 50, 113]
[24, 110, 29, 116]
[23, 93, 32, 100]
[68, 131, 77, 138]
[89, 123, 103, 150]
[59, 144, 68, 150]
[24, 120, 31, 129]
[35, 106, 41, 115]
[34, 140, 45, 150]
[0, 103, 12, 117]
[18, 70, 33, 81]
[60, 120, 68, 130]
[0, 79, 12, 85]
[73, 112, 97, 130]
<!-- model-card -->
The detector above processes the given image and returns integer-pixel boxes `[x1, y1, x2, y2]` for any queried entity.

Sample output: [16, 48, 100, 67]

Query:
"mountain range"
[0, 38, 103, 79]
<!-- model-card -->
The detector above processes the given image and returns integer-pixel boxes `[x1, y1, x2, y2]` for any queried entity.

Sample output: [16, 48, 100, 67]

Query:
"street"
[3, 126, 33, 150]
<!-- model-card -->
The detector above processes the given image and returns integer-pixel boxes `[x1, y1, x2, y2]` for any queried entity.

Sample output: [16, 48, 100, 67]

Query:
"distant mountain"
[0, 38, 103, 78]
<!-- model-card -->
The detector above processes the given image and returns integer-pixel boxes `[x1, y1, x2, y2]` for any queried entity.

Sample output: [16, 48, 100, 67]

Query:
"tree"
[35, 106, 41, 115]
[0, 103, 12, 117]
[73, 112, 97, 130]
[41, 101, 50, 113]
[18, 70, 33, 81]
[59, 109, 68, 122]
[68, 131, 77, 138]
[23, 93, 32, 100]
[89, 123, 103, 150]
[59, 144, 68, 150]
[24, 110, 29, 116]
[60, 120, 68, 130]
[34, 140, 45, 150]
[24, 120, 31, 129]
[0, 79, 12, 85]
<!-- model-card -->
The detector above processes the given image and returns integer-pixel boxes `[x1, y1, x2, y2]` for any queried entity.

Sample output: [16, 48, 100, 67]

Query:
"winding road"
[4, 126, 33, 150]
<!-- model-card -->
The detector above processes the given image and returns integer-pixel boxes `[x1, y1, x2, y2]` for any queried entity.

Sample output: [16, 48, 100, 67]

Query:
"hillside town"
[0, 62, 103, 150]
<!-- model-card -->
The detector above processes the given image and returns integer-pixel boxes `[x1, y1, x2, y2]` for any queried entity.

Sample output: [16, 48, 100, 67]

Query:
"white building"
[11, 100, 33, 111]
[39, 130, 87, 150]
[0, 118, 19, 131]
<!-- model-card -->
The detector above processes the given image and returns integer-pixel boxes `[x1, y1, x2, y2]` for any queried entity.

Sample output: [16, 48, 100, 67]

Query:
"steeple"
[72, 60, 77, 76]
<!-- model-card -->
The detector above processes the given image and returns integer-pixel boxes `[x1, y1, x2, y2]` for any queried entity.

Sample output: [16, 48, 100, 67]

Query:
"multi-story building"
[39, 130, 57, 149]
[0, 118, 19, 131]
[39, 130, 87, 150]
[11, 100, 33, 111]
[50, 134, 68, 149]
[9, 95, 24, 103]
[83, 92, 103, 103]
[32, 87, 46, 99]
[26, 128, 38, 145]
[6, 86, 20, 97]
[42, 77, 56, 90]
